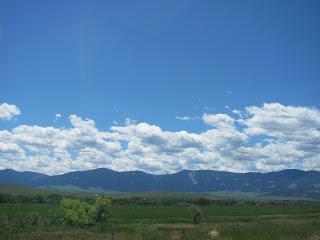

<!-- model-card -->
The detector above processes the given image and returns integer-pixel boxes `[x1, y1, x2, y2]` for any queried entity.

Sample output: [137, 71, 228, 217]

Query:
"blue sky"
[0, 1, 320, 174]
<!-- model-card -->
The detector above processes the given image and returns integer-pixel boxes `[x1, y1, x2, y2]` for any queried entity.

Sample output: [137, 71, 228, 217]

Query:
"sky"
[0, 0, 319, 175]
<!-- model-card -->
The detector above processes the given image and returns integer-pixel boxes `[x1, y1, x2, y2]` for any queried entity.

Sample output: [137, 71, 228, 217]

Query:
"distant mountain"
[0, 169, 48, 186]
[1, 168, 320, 199]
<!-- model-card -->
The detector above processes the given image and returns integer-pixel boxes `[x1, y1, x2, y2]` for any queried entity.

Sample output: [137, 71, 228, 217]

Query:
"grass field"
[2, 203, 320, 219]
[1, 203, 320, 239]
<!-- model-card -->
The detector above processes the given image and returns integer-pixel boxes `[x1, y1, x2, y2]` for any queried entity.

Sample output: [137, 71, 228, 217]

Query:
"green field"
[2, 203, 320, 219]
[1, 203, 320, 239]
[1, 184, 320, 239]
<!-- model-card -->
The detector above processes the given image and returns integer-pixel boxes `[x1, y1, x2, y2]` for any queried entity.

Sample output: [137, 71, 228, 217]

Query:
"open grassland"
[1, 204, 320, 219]
[1, 203, 320, 239]
[0, 203, 57, 216]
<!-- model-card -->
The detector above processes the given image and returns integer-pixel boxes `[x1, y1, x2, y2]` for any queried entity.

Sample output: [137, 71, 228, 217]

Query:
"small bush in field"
[48, 209, 64, 226]
[13, 212, 27, 228]
[26, 212, 40, 225]
[0, 214, 9, 230]
[191, 206, 202, 224]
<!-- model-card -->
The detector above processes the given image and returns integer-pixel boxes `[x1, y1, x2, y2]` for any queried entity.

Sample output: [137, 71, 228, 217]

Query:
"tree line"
[0, 192, 317, 206]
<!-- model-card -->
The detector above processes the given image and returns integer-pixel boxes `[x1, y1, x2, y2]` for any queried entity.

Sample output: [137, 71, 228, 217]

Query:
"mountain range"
[0, 168, 320, 199]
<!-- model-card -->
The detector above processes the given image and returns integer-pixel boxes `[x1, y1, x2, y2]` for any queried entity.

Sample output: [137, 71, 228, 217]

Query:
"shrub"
[191, 206, 202, 224]
[60, 196, 111, 227]
[94, 196, 111, 224]
[48, 209, 64, 226]
[60, 198, 95, 226]
[0, 214, 9, 230]
[13, 212, 27, 228]
[26, 212, 40, 226]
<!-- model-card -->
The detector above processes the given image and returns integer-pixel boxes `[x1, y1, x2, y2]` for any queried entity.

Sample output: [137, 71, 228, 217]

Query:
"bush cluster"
[60, 196, 111, 226]
[0, 196, 112, 230]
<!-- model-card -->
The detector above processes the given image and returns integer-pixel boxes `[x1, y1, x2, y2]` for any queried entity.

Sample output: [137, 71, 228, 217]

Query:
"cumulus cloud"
[0, 103, 21, 121]
[243, 103, 320, 138]
[202, 113, 235, 129]
[1, 115, 122, 174]
[0, 102, 319, 174]
[111, 122, 203, 153]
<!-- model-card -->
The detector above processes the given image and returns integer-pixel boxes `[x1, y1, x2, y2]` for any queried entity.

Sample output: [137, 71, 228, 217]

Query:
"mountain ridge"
[1, 168, 320, 199]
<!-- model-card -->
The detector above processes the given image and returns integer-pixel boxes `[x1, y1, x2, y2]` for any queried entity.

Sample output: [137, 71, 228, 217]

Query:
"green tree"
[94, 196, 111, 224]
[60, 198, 95, 226]
[60, 196, 111, 226]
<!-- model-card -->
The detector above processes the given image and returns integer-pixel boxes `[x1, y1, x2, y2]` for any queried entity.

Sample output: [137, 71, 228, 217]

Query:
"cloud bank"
[0, 103, 319, 174]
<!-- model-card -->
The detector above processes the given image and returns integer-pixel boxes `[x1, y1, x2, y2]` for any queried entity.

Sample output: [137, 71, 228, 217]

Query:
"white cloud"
[125, 117, 136, 125]
[0, 103, 21, 121]
[203, 113, 235, 129]
[111, 122, 203, 153]
[232, 109, 241, 116]
[175, 116, 199, 121]
[236, 103, 320, 171]
[54, 114, 62, 121]
[175, 116, 192, 121]
[243, 103, 320, 138]
[0, 102, 319, 174]
[303, 154, 320, 170]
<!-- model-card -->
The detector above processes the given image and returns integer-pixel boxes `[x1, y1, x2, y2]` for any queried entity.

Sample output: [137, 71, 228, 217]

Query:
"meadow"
[1, 202, 320, 239]
[1, 184, 320, 239]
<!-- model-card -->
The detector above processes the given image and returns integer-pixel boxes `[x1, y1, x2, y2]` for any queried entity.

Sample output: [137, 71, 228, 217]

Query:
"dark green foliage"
[0, 192, 62, 204]
[47, 194, 62, 204]
[0, 214, 9, 230]
[26, 211, 40, 225]
[191, 206, 202, 224]
[48, 209, 64, 226]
